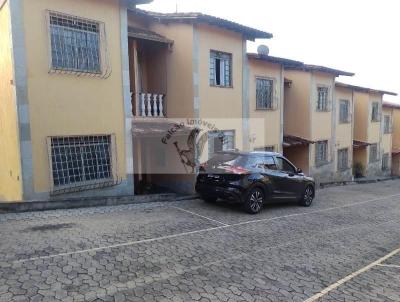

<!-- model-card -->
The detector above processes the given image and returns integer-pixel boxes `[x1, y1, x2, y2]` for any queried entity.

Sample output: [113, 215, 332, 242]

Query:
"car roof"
[216, 151, 281, 157]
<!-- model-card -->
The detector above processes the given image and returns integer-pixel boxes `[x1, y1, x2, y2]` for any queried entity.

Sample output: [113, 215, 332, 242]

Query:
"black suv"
[195, 151, 315, 214]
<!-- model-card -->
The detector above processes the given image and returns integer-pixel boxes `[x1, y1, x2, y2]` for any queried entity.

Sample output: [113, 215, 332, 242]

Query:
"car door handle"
[288, 173, 295, 177]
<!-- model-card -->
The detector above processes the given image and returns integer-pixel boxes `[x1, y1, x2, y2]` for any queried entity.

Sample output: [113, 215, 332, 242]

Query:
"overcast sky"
[140, 0, 399, 103]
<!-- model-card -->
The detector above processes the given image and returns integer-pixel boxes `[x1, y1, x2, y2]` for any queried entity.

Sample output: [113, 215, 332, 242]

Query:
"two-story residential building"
[247, 53, 303, 154]
[283, 65, 354, 184]
[336, 83, 397, 177]
[0, 0, 275, 201]
[0, 0, 159, 202]
[127, 9, 273, 194]
[383, 102, 400, 176]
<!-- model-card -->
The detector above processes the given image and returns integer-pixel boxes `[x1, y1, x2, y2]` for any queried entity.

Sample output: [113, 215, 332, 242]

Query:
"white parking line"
[304, 247, 400, 302]
[14, 192, 400, 264]
[171, 206, 229, 226]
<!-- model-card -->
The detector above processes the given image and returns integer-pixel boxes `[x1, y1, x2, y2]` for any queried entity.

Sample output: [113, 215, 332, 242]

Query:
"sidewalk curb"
[320, 176, 400, 189]
[0, 194, 200, 214]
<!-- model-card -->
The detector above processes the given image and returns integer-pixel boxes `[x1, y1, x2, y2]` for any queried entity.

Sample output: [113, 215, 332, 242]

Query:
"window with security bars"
[315, 140, 328, 165]
[382, 153, 390, 171]
[208, 130, 235, 158]
[49, 12, 101, 73]
[339, 100, 350, 123]
[384, 115, 391, 134]
[369, 143, 378, 163]
[317, 87, 329, 111]
[50, 135, 113, 188]
[337, 148, 349, 171]
[256, 78, 274, 109]
[371, 102, 380, 122]
[210, 51, 232, 87]
[254, 146, 275, 152]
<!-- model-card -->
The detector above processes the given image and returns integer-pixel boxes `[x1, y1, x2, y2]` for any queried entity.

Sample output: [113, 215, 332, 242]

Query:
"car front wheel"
[243, 187, 264, 214]
[299, 185, 314, 207]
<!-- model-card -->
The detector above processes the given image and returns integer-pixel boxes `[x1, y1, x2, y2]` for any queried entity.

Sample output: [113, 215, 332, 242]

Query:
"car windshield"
[206, 153, 247, 167]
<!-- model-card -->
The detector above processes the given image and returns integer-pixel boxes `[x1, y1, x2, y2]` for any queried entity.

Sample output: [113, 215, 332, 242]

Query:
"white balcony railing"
[137, 93, 165, 117]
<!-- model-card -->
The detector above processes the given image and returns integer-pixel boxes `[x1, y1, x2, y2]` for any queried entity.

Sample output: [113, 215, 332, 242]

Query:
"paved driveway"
[1, 180, 400, 302]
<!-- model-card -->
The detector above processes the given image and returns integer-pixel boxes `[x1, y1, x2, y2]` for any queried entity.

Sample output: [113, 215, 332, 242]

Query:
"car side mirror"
[296, 168, 303, 174]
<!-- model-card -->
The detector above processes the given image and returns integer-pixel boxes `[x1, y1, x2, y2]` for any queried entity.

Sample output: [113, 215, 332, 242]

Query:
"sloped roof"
[283, 135, 314, 147]
[128, 27, 173, 44]
[130, 9, 272, 41]
[247, 53, 303, 68]
[383, 101, 400, 109]
[336, 82, 397, 96]
[287, 64, 354, 76]
[353, 140, 370, 149]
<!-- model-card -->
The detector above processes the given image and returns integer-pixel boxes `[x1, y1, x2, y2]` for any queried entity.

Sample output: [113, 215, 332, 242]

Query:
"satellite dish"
[257, 45, 269, 56]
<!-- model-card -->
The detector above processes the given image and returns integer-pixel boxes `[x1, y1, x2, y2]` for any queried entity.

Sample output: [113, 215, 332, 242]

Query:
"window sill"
[256, 108, 276, 111]
[210, 84, 233, 89]
[371, 120, 380, 123]
[316, 109, 331, 113]
[339, 121, 351, 124]
[50, 68, 103, 76]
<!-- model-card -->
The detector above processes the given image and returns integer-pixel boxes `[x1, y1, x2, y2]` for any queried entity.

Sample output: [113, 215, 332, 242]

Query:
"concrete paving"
[1, 180, 400, 301]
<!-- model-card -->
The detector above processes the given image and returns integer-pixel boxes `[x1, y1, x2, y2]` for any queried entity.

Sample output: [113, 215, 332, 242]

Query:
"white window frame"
[384, 115, 391, 134]
[210, 50, 232, 87]
[371, 102, 380, 122]
[47, 11, 110, 77]
[369, 143, 379, 163]
[256, 77, 275, 110]
[47, 134, 117, 193]
[339, 99, 350, 123]
[254, 145, 275, 152]
[317, 86, 330, 111]
[337, 148, 349, 171]
[315, 140, 328, 166]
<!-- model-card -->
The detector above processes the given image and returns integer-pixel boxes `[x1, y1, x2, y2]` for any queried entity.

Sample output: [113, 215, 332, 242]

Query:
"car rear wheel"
[201, 195, 217, 203]
[243, 187, 264, 214]
[299, 185, 314, 207]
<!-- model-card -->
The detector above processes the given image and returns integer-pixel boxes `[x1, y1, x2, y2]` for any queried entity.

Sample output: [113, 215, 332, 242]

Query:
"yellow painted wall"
[382, 107, 392, 156]
[283, 146, 309, 174]
[283, 70, 311, 139]
[248, 59, 282, 153]
[0, 1, 23, 201]
[368, 92, 382, 144]
[393, 108, 400, 149]
[197, 24, 244, 160]
[353, 91, 369, 142]
[22, 0, 126, 193]
[335, 86, 354, 171]
[148, 22, 195, 119]
[311, 72, 334, 141]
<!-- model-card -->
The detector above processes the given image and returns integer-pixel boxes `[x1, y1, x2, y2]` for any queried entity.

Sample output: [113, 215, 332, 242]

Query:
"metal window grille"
[337, 148, 349, 171]
[384, 115, 391, 134]
[317, 87, 329, 111]
[256, 78, 274, 109]
[315, 140, 328, 165]
[254, 146, 275, 152]
[382, 153, 390, 170]
[369, 144, 378, 163]
[371, 102, 380, 122]
[49, 135, 114, 189]
[339, 100, 350, 123]
[210, 51, 232, 87]
[48, 12, 110, 77]
[208, 130, 235, 157]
